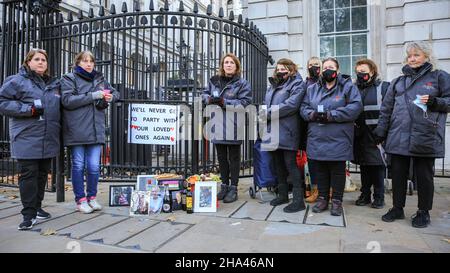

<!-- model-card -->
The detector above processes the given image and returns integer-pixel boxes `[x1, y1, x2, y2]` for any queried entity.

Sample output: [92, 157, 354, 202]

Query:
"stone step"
[57, 213, 128, 239]
[230, 201, 274, 221]
[266, 204, 308, 224]
[304, 206, 346, 227]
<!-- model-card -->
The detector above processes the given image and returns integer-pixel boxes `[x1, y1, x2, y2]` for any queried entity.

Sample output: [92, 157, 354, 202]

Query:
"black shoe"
[18, 218, 37, 230]
[330, 199, 343, 216]
[217, 184, 229, 201]
[411, 210, 430, 228]
[355, 193, 371, 206]
[312, 196, 328, 213]
[283, 201, 306, 213]
[371, 198, 385, 209]
[381, 207, 405, 222]
[223, 185, 238, 203]
[37, 208, 51, 220]
[270, 197, 289, 206]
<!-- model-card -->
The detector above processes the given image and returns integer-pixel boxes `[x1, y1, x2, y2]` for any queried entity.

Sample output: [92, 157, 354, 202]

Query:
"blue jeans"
[71, 144, 102, 203]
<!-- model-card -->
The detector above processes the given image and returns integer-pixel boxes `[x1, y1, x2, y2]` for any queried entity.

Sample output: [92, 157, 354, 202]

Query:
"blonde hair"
[73, 50, 96, 67]
[23, 48, 49, 76]
[306, 56, 322, 78]
[273, 58, 298, 77]
[218, 53, 241, 76]
[403, 41, 437, 70]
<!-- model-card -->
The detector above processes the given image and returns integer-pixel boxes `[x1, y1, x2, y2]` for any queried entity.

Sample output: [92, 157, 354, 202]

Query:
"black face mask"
[356, 72, 371, 85]
[276, 72, 289, 79]
[322, 69, 337, 83]
[308, 66, 321, 79]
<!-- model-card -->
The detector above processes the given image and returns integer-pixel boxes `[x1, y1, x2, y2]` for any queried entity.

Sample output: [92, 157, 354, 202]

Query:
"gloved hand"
[208, 96, 224, 107]
[31, 103, 44, 117]
[95, 99, 109, 110]
[425, 95, 437, 107]
[372, 133, 385, 145]
[317, 111, 332, 123]
[309, 111, 319, 121]
[91, 91, 104, 100]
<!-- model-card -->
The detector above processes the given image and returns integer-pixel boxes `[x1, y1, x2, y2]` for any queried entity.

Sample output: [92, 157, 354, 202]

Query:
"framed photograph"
[109, 185, 135, 207]
[158, 178, 185, 191]
[136, 175, 158, 191]
[129, 191, 151, 216]
[171, 190, 182, 211]
[194, 181, 217, 213]
[148, 185, 165, 215]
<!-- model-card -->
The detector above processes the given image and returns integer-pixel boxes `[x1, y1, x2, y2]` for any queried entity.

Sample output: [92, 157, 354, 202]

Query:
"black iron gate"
[0, 0, 270, 194]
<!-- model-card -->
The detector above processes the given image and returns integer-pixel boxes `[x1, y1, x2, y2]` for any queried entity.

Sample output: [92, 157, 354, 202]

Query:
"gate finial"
[193, 2, 198, 14]
[68, 12, 73, 21]
[134, 0, 140, 12]
[238, 14, 243, 24]
[206, 5, 212, 16]
[219, 7, 224, 18]
[99, 6, 105, 16]
[179, 1, 184, 12]
[229, 11, 234, 21]
[110, 4, 116, 14]
[164, 0, 169, 11]
[89, 8, 94, 18]
[77, 10, 84, 20]
[122, 2, 128, 13]
[149, 0, 154, 11]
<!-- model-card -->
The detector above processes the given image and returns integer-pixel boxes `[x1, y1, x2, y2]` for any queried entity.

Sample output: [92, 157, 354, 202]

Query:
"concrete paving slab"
[57, 213, 128, 239]
[195, 200, 246, 218]
[0, 205, 21, 219]
[0, 201, 21, 210]
[118, 221, 191, 252]
[304, 206, 346, 227]
[32, 211, 100, 232]
[230, 201, 274, 221]
[266, 204, 308, 224]
[83, 217, 159, 245]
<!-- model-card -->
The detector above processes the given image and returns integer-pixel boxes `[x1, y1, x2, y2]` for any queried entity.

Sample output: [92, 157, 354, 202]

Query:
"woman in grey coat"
[373, 41, 450, 228]
[261, 58, 306, 213]
[301, 57, 362, 216]
[61, 51, 119, 213]
[0, 48, 60, 230]
[202, 53, 252, 203]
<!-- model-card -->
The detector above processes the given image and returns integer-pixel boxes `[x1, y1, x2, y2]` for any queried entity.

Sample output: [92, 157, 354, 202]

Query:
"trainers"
[18, 218, 37, 230]
[217, 184, 229, 201]
[88, 197, 102, 211]
[355, 193, 371, 206]
[312, 196, 328, 213]
[77, 198, 94, 214]
[330, 199, 343, 216]
[381, 207, 405, 222]
[411, 210, 430, 228]
[371, 198, 385, 209]
[36, 208, 51, 219]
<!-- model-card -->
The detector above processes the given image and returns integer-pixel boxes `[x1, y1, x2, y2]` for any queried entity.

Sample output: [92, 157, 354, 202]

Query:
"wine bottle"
[186, 183, 193, 214]
[181, 189, 187, 211]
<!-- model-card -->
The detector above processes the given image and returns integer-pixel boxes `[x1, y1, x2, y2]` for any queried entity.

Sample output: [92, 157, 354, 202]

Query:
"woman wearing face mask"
[352, 59, 390, 209]
[0, 49, 61, 230]
[202, 53, 252, 203]
[302, 57, 322, 203]
[61, 51, 120, 213]
[300, 57, 362, 216]
[261, 58, 306, 213]
[373, 41, 450, 228]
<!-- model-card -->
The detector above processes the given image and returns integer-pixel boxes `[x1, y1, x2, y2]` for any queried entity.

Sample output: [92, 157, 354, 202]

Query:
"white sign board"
[128, 104, 178, 145]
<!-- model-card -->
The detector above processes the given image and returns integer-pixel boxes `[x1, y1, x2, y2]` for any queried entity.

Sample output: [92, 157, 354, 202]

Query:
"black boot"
[217, 184, 229, 201]
[381, 207, 405, 222]
[270, 183, 289, 206]
[223, 185, 238, 203]
[412, 210, 430, 228]
[283, 186, 306, 213]
[355, 193, 371, 206]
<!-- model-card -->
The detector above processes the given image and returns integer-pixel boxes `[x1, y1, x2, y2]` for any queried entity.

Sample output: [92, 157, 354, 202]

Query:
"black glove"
[95, 99, 109, 110]
[426, 95, 437, 107]
[372, 134, 385, 145]
[31, 104, 44, 117]
[317, 111, 332, 123]
[208, 96, 224, 107]
[309, 111, 319, 121]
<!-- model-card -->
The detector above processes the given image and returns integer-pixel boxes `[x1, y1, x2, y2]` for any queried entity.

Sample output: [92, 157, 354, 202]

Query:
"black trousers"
[17, 158, 52, 219]
[215, 144, 241, 186]
[271, 149, 301, 190]
[311, 160, 346, 201]
[391, 154, 435, 211]
[360, 165, 385, 200]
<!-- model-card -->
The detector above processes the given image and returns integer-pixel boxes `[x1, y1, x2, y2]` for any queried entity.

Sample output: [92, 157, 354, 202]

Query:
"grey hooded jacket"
[300, 74, 363, 161]
[373, 63, 450, 158]
[61, 70, 119, 146]
[0, 66, 61, 159]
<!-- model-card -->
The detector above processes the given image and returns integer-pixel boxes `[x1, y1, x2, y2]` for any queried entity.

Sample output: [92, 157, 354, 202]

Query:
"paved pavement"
[0, 174, 449, 253]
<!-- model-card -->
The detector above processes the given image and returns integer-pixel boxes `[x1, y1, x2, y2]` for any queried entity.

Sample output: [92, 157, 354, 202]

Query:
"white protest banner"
[128, 104, 178, 145]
